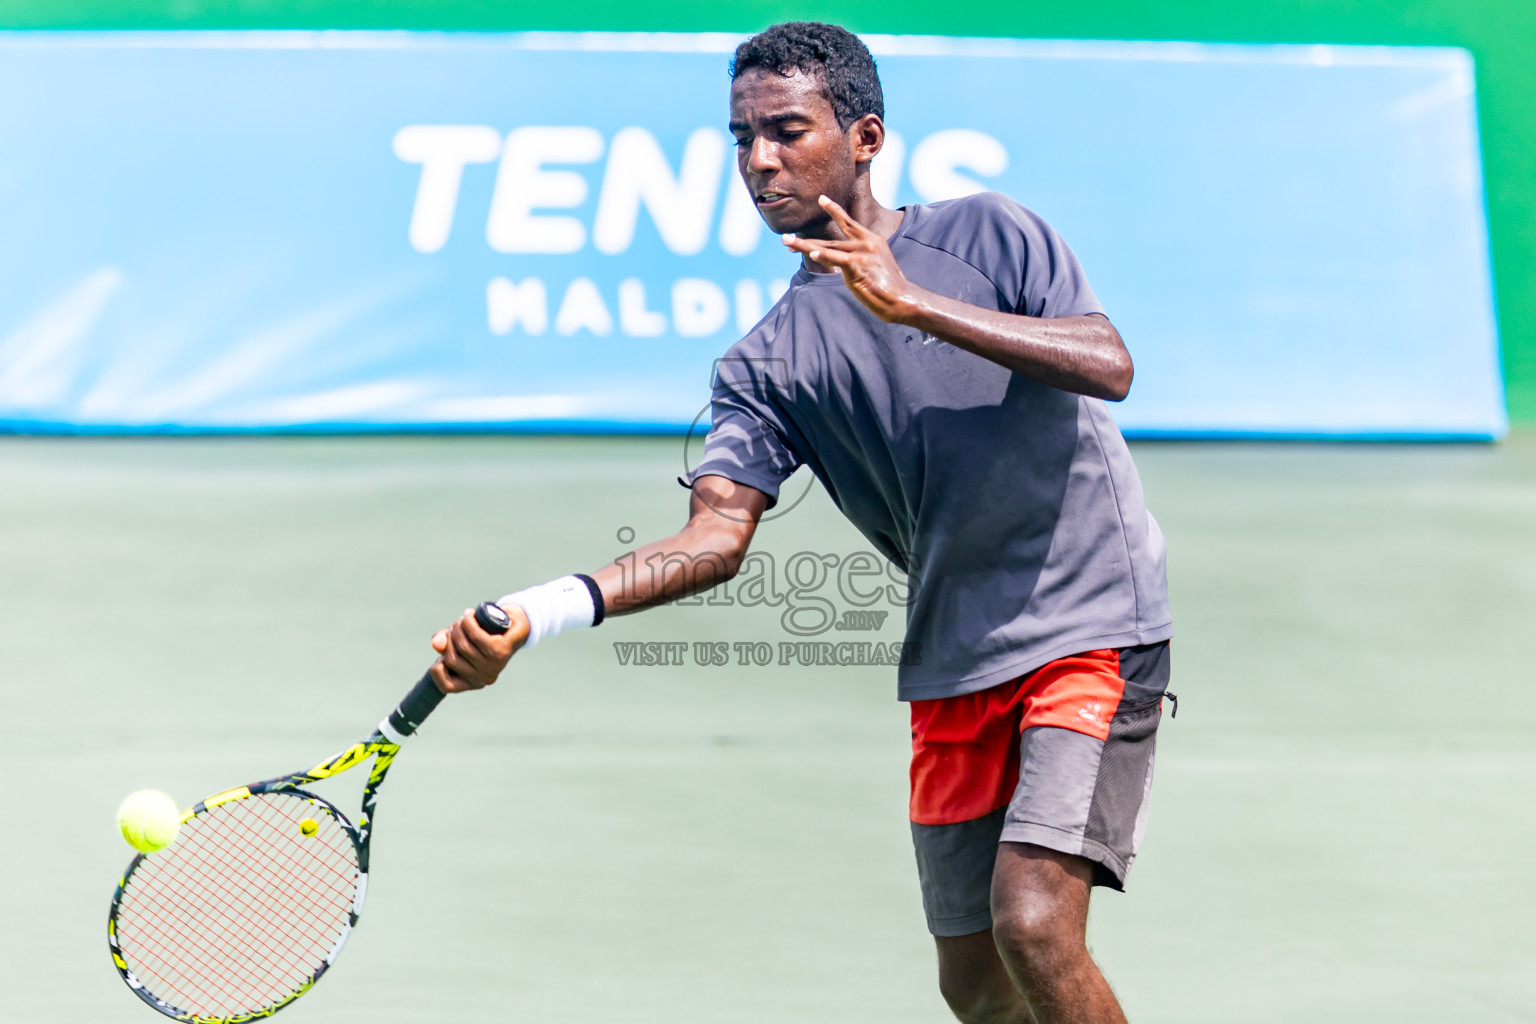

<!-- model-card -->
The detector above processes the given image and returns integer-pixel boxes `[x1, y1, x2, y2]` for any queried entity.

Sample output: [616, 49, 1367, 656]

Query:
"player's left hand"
[783, 195, 920, 323]
[429, 605, 527, 693]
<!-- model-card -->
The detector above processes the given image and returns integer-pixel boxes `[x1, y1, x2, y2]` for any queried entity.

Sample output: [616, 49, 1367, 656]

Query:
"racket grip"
[387, 602, 513, 739]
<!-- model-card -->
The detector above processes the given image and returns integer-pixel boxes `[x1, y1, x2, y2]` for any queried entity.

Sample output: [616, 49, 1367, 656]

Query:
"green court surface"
[2, 432, 1533, 1022]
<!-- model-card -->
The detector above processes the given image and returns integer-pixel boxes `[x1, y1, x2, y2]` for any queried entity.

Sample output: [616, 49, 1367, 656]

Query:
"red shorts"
[910, 648, 1133, 826]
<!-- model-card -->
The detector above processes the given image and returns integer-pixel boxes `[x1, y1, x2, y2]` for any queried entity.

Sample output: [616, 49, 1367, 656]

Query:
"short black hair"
[730, 22, 884, 131]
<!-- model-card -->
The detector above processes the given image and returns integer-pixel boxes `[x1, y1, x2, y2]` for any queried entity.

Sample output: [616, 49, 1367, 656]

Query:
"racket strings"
[130, 827, 331, 1006]
[127, 797, 355, 1007]
[121, 795, 356, 1013]
[123, 807, 351, 1012]
[114, 791, 360, 1018]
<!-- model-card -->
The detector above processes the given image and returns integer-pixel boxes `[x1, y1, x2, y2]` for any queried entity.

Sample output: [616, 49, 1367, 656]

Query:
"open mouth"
[755, 190, 792, 208]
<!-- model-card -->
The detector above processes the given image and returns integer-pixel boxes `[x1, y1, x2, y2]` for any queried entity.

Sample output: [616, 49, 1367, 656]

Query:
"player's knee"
[990, 905, 1080, 985]
[935, 931, 1030, 1024]
[936, 974, 1025, 1024]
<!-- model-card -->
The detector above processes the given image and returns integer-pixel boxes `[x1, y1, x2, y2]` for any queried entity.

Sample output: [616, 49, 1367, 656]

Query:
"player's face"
[729, 68, 859, 236]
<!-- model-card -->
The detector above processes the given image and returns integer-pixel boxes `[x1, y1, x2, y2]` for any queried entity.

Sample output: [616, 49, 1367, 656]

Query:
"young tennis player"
[431, 22, 1172, 1024]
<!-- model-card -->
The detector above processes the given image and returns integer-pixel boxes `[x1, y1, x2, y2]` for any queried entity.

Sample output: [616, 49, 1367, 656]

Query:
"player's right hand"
[430, 604, 529, 693]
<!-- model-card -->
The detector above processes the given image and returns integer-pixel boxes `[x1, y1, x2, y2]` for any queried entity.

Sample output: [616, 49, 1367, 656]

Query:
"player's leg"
[985, 642, 1171, 1024]
[989, 843, 1123, 1024]
[909, 683, 1032, 1022]
[934, 929, 1033, 1024]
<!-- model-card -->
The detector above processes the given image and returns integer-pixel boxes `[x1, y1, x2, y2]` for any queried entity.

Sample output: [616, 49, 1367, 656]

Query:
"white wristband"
[499, 575, 599, 648]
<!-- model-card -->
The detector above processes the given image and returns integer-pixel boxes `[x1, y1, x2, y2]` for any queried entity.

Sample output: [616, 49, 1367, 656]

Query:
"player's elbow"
[684, 521, 752, 582]
[1101, 352, 1133, 402]
[716, 532, 752, 579]
[1096, 321, 1133, 402]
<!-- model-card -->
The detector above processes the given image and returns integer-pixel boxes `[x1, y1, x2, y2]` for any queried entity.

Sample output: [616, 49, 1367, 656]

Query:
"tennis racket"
[108, 601, 512, 1022]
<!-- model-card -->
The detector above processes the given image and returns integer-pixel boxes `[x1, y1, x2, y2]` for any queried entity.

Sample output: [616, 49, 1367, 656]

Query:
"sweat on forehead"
[729, 21, 885, 131]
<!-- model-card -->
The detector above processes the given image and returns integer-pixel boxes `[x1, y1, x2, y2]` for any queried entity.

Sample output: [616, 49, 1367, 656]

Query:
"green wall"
[8, 0, 1533, 421]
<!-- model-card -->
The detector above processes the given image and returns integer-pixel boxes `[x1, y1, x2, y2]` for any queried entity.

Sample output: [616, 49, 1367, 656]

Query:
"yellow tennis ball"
[299, 818, 318, 836]
[118, 790, 182, 854]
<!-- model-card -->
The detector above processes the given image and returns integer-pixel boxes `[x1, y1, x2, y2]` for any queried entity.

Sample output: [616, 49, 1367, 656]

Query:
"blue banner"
[0, 32, 1504, 437]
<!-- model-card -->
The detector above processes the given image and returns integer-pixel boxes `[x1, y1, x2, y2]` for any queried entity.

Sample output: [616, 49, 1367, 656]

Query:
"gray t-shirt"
[685, 192, 1172, 701]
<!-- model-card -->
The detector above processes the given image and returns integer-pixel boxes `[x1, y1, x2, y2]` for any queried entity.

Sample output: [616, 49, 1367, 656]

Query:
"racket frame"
[107, 730, 401, 1024]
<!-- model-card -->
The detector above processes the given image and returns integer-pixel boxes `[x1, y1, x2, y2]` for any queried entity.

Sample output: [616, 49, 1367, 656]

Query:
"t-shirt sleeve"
[940, 193, 1105, 320]
[1011, 202, 1104, 319]
[678, 364, 802, 508]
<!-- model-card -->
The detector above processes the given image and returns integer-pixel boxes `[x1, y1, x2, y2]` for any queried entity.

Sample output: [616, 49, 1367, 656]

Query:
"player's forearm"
[590, 520, 748, 616]
[483, 478, 761, 662]
[443, 521, 742, 683]
[899, 291, 1133, 401]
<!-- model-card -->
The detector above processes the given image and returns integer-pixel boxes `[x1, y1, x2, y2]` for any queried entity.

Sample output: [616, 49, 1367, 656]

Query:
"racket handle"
[386, 602, 512, 739]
